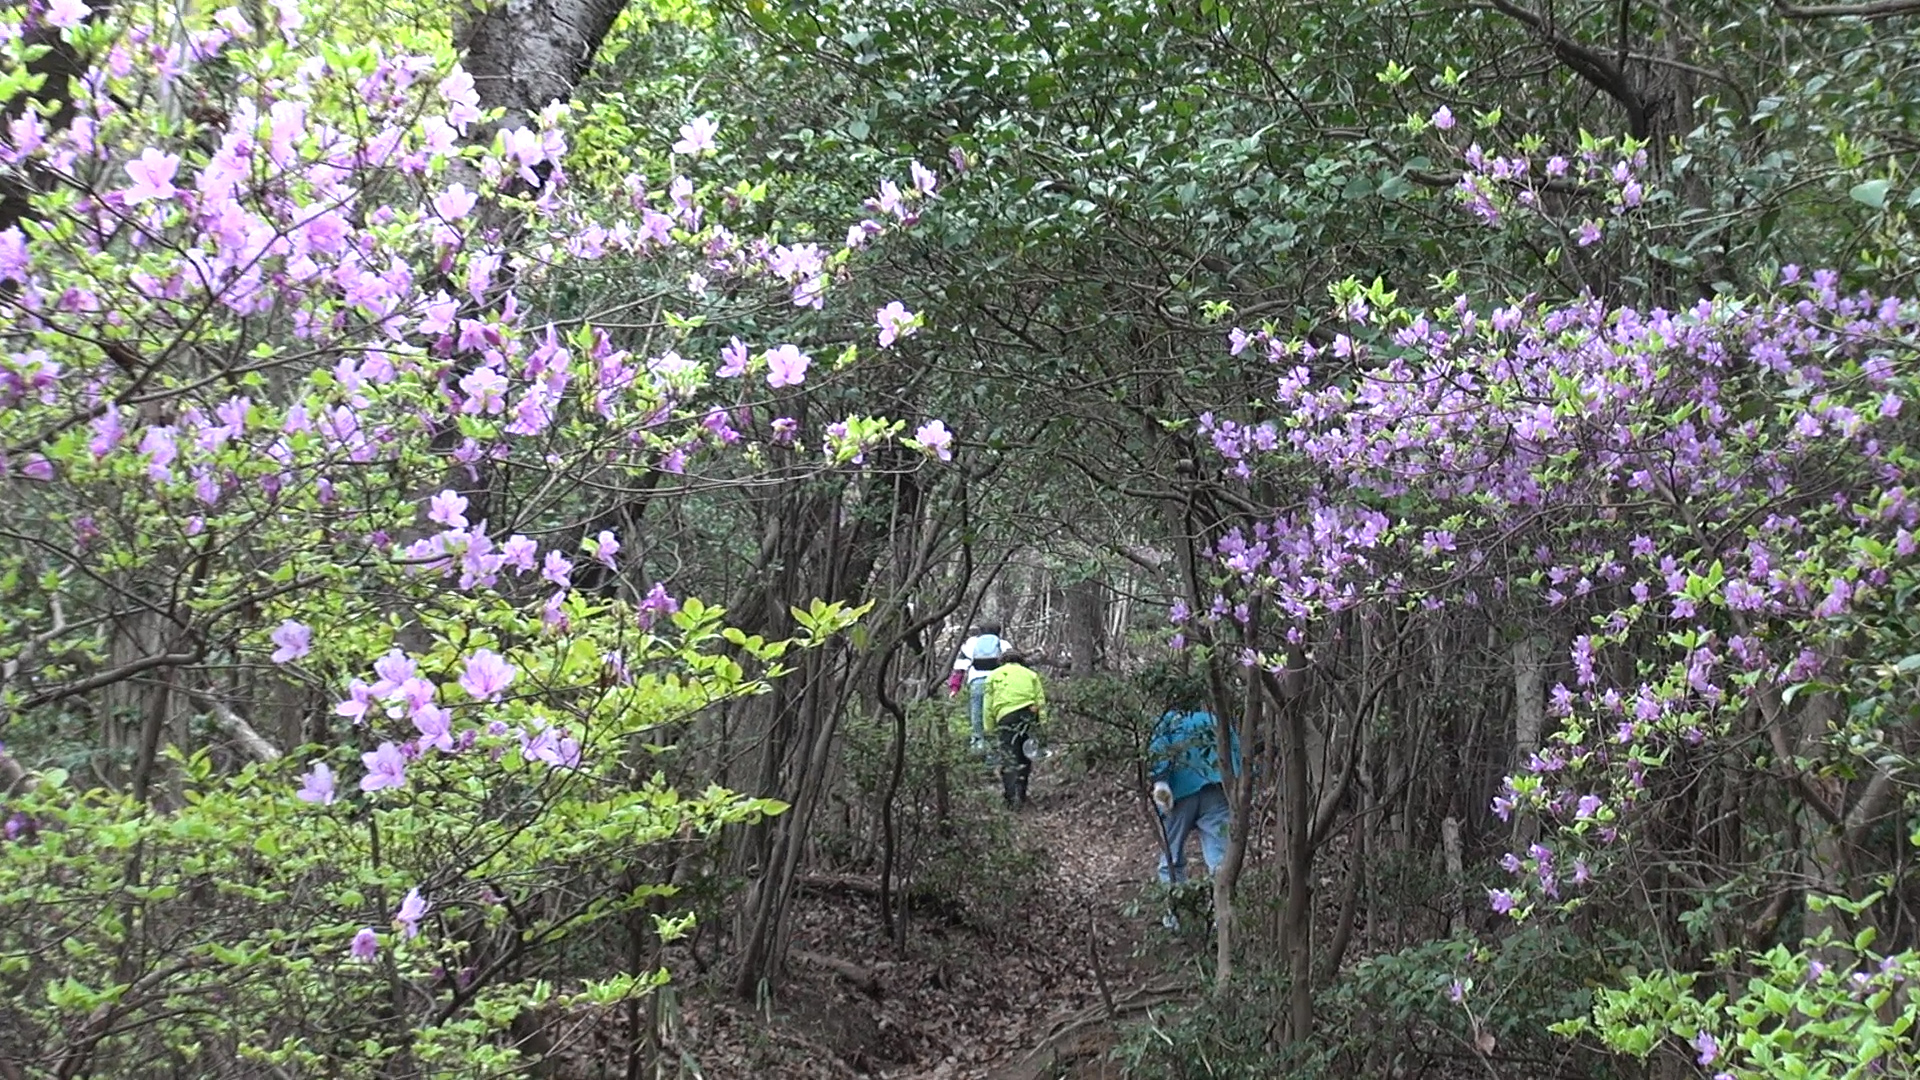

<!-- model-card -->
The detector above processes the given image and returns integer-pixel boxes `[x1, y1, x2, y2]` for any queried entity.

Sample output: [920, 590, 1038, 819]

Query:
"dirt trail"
[663, 762, 1196, 1079]
[892, 765, 1189, 1080]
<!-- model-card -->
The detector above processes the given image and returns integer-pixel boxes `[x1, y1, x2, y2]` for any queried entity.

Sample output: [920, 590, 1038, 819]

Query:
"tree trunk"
[456, 0, 631, 130]
[1212, 659, 1262, 996]
[1278, 684, 1313, 1041]
[1319, 842, 1364, 985]
[731, 465, 905, 996]
[1511, 632, 1549, 845]
[100, 609, 161, 788]
[1064, 578, 1105, 676]
[1441, 816, 1466, 936]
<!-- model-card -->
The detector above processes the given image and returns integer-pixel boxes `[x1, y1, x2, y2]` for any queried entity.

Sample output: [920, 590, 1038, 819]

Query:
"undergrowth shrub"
[830, 701, 1046, 931]
[1052, 674, 1151, 776]
[1111, 925, 1632, 1080]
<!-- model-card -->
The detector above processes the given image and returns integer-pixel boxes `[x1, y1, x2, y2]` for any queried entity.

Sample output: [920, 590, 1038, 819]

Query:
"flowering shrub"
[0, 0, 952, 1071]
[1184, 123, 1920, 1072]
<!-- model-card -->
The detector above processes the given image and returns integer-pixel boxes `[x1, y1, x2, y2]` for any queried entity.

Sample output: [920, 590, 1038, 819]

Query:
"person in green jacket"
[983, 650, 1046, 809]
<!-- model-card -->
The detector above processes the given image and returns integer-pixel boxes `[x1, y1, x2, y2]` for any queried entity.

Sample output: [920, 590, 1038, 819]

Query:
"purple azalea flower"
[458, 649, 516, 701]
[914, 419, 953, 461]
[765, 344, 810, 388]
[542, 550, 573, 589]
[638, 582, 680, 628]
[411, 703, 455, 753]
[395, 888, 429, 939]
[270, 620, 312, 663]
[428, 489, 469, 528]
[876, 301, 917, 348]
[592, 529, 620, 570]
[296, 762, 336, 805]
[359, 743, 408, 792]
[1692, 1030, 1719, 1066]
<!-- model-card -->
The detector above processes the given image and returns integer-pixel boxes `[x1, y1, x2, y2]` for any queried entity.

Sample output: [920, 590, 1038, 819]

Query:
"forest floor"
[659, 761, 1202, 1079]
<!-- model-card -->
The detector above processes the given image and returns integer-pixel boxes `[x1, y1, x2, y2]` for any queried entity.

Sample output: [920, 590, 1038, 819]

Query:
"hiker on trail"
[1146, 677, 1241, 920]
[948, 621, 1007, 752]
[983, 649, 1046, 810]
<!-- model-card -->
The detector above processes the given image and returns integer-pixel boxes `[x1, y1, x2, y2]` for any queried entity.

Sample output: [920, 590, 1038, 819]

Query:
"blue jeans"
[1158, 782, 1231, 884]
[968, 678, 987, 741]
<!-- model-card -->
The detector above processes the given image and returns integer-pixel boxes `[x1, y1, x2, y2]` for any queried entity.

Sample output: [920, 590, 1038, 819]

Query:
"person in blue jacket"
[1146, 673, 1242, 911]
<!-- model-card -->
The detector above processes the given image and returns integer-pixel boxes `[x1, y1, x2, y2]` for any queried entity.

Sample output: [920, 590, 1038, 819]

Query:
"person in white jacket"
[948, 621, 1006, 751]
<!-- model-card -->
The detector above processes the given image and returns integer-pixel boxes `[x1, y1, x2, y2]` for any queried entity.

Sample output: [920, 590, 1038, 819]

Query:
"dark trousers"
[997, 708, 1036, 807]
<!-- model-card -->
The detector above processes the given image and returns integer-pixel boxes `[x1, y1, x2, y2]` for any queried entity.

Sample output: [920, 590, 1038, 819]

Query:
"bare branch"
[1774, 0, 1920, 16]
[0, 749, 37, 794]
[17, 649, 206, 711]
[1481, 0, 1652, 137]
[186, 690, 283, 763]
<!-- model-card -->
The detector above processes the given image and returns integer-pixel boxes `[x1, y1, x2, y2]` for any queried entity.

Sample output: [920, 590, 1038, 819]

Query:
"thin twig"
[1088, 912, 1117, 1021]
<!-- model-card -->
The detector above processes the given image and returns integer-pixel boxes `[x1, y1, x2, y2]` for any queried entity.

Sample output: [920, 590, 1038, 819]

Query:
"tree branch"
[0, 749, 37, 794]
[1774, 0, 1920, 15]
[185, 689, 283, 763]
[18, 648, 206, 711]
[1481, 0, 1652, 137]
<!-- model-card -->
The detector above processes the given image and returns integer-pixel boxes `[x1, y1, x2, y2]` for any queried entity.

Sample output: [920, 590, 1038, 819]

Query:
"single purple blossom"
[765, 344, 810, 389]
[359, 743, 408, 792]
[914, 419, 953, 461]
[123, 148, 179, 202]
[433, 183, 478, 221]
[296, 762, 336, 805]
[395, 888, 429, 939]
[542, 550, 573, 588]
[638, 582, 680, 628]
[270, 619, 312, 663]
[672, 115, 718, 156]
[335, 681, 374, 726]
[428, 489, 469, 528]
[458, 648, 515, 701]
[592, 529, 620, 570]
[3, 812, 33, 843]
[718, 337, 749, 378]
[501, 534, 537, 573]
[910, 159, 937, 195]
[411, 703, 454, 753]
[46, 0, 91, 28]
[876, 301, 918, 348]
[1692, 1030, 1719, 1067]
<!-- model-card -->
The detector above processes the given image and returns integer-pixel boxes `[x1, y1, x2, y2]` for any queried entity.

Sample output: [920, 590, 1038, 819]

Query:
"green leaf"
[1850, 179, 1890, 209]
